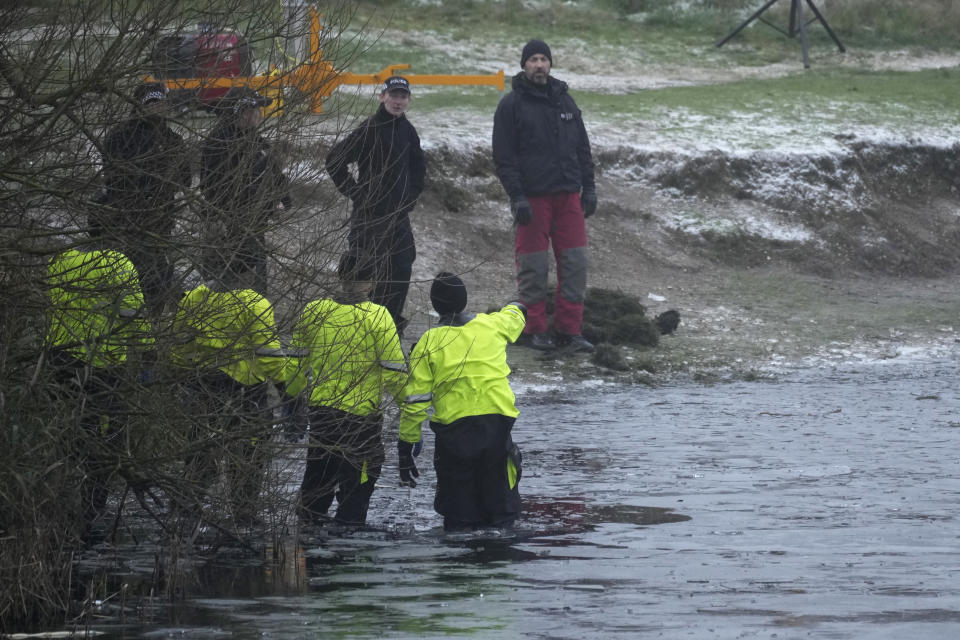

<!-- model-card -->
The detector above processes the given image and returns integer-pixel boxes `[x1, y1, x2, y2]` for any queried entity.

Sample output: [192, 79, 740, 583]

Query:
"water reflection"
[193, 544, 308, 597]
[523, 494, 691, 531]
[73, 494, 690, 636]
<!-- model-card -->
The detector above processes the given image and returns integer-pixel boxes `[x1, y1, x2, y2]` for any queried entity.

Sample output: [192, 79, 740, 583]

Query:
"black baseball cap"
[382, 76, 411, 95]
[226, 87, 273, 113]
[134, 82, 168, 105]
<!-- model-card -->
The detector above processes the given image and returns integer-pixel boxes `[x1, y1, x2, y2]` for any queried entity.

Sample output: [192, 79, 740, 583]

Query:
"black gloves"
[581, 189, 597, 218]
[398, 440, 420, 487]
[513, 193, 594, 222]
[511, 197, 532, 226]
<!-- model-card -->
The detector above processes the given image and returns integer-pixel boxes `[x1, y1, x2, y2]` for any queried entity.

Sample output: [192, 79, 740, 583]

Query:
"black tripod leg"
[716, 0, 783, 47]
[796, 0, 810, 68]
[805, 0, 846, 52]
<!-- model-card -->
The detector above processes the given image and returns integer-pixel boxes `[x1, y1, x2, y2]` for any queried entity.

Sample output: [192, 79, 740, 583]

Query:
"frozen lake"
[82, 355, 960, 639]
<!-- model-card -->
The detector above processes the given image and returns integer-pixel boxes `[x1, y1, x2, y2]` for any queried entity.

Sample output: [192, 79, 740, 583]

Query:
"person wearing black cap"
[325, 75, 426, 335]
[429, 270, 476, 327]
[94, 81, 192, 316]
[398, 272, 527, 531]
[492, 39, 598, 353]
[200, 87, 292, 294]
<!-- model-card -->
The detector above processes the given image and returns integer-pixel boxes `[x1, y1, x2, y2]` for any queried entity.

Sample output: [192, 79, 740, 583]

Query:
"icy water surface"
[86, 358, 960, 639]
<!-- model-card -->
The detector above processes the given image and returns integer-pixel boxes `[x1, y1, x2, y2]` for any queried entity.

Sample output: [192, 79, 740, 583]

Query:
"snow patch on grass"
[663, 208, 814, 243]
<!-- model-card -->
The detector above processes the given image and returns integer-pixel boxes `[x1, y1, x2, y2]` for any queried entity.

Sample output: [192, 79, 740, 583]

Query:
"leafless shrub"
[1, 0, 408, 631]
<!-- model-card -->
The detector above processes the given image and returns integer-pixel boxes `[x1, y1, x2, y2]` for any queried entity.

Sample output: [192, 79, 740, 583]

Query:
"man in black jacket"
[325, 76, 426, 334]
[95, 82, 192, 315]
[492, 39, 597, 353]
[201, 88, 291, 295]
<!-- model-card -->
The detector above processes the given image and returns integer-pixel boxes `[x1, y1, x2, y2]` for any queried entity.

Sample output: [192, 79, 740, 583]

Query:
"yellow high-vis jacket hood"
[399, 304, 525, 444]
[171, 283, 291, 386]
[46, 248, 153, 368]
[287, 298, 407, 417]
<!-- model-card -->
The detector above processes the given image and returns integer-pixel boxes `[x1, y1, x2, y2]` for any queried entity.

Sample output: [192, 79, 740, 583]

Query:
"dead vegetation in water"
[583, 287, 662, 348]
[581, 288, 684, 372]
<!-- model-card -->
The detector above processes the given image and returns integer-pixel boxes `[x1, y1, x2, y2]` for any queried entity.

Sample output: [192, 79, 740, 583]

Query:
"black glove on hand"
[398, 440, 420, 487]
[511, 197, 532, 226]
[581, 190, 598, 218]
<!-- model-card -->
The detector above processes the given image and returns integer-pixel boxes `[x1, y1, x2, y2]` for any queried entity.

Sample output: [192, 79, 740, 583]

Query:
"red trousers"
[515, 192, 588, 336]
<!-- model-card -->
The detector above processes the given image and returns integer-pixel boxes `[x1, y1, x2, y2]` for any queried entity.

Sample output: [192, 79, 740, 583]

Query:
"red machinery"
[150, 26, 253, 108]
[147, 7, 504, 116]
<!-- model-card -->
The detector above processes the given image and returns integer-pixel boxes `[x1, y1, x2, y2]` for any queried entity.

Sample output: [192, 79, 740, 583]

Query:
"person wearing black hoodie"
[201, 88, 292, 295]
[95, 82, 192, 315]
[325, 76, 426, 335]
[492, 39, 598, 353]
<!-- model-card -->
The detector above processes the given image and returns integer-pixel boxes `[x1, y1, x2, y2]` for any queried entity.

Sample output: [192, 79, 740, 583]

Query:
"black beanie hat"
[430, 272, 468, 316]
[521, 39, 552, 68]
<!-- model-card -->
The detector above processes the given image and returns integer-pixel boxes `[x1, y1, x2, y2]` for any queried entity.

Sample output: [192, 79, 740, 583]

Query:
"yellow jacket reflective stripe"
[287, 298, 406, 417]
[399, 304, 524, 443]
[46, 249, 153, 367]
[170, 284, 292, 385]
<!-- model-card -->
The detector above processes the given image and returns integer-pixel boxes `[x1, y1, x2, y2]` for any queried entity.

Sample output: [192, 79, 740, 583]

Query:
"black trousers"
[432, 414, 520, 531]
[181, 372, 272, 523]
[199, 199, 272, 295]
[91, 201, 179, 315]
[299, 407, 384, 526]
[349, 215, 415, 328]
[124, 244, 176, 316]
[202, 232, 268, 295]
[48, 351, 127, 538]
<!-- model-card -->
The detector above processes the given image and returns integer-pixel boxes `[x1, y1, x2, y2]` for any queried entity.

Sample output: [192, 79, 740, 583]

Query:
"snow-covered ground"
[333, 26, 960, 155]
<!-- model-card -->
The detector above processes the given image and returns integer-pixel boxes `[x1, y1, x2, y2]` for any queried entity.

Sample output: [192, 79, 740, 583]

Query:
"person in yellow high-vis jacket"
[399, 272, 527, 531]
[46, 246, 153, 541]
[48, 248, 154, 367]
[171, 277, 292, 526]
[286, 249, 407, 527]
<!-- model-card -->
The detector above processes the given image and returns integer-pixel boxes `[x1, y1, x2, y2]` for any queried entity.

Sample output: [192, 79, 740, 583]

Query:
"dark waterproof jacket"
[492, 73, 595, 200]
[200, 120, 292, 229]
[100, 116, 191, 237]
[325, 104, 426, 222]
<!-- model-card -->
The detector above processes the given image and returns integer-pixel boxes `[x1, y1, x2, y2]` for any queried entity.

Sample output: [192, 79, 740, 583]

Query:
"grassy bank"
[353, 0, 960, 54]
[405, 66, 960, 116]
[318, 0, 960, 153]
[321, 66, 960, 156]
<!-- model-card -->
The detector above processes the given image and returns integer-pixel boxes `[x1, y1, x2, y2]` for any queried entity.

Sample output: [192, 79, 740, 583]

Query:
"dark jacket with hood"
[325, 104, 426, 224]
[100, 115, 191, 237]
[200, 118, 292, 232]
[492, 72, 595, 200]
